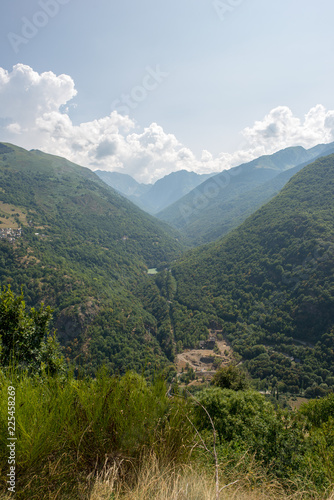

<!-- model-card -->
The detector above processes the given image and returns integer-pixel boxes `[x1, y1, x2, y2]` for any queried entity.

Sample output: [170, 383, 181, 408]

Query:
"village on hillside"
[0, 227, 22, 242]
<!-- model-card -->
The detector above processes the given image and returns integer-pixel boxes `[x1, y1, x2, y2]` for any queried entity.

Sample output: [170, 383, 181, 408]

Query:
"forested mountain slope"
[0, 143, 183, 375]
[170, 154, 334, 394]
[158, 143, 334, 245]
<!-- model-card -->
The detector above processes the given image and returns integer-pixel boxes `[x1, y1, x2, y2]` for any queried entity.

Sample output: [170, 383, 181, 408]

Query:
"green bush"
[211, 364, 250, 391]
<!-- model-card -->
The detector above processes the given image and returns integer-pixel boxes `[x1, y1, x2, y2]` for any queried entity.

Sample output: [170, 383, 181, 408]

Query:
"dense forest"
[1, 291, 334, 499]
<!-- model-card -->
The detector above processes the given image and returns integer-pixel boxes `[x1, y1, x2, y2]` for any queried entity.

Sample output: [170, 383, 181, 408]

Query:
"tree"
[211, 364, 250, 391]
[0, 285, 65, 374]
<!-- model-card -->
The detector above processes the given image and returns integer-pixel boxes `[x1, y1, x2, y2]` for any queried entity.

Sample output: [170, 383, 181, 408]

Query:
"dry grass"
[89, 454, 334, 500]
[288, 397, 310, 411]
[1, 457, 333, 499]
[0, 201, 27, 228]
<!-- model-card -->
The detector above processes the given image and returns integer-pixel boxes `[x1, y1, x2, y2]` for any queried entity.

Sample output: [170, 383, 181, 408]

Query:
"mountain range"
[157, 142, 334, 245]
[95, 169, 214, 214]
[1, 140, 334, 396]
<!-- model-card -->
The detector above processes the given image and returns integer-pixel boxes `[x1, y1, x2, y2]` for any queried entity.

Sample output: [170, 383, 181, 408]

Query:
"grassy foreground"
[89, 453, 334, 500]
[1, 368, 334, 499]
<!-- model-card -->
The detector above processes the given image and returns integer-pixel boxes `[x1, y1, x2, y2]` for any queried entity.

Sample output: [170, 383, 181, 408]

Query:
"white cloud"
[0, 64, 76, 129]
[1, 65, 334, 183]
[242, 105, 334, 153]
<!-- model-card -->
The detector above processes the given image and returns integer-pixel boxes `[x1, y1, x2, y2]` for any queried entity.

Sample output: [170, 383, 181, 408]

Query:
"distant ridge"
[95, 169, 214, 214]
[157, 142, 334, 245]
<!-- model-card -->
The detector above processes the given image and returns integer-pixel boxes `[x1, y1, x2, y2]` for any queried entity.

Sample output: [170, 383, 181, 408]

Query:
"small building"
[0, 228, 22, 241]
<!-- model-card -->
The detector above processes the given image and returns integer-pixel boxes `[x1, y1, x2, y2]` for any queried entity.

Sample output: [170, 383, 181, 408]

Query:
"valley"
[1, 141, 334, 397]
[1, 141, 334, 499]
[2, 3, 334, 497]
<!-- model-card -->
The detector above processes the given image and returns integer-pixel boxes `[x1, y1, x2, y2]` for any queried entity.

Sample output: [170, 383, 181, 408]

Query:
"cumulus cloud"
[242, 105, 334, 153]
[0, 64, 76, 129]
[1, 64, 334, 183]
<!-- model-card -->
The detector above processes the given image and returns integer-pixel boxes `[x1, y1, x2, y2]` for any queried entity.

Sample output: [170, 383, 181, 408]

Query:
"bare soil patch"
[288, 397, 309, 411]
[176, 334, 233, 382]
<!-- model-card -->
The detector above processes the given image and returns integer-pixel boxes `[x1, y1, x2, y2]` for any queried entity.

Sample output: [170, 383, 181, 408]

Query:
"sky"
[0, 0, 334, 183]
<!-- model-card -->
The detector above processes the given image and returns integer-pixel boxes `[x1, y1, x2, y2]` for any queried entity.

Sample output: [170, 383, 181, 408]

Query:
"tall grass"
[0, 368, 194, 499]
[89, 453, 334, 500]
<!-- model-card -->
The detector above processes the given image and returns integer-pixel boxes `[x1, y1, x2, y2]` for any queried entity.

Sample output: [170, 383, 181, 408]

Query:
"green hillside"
[158, 143, 334, 245]
[170, 154, 334, 394]
[0, 143, 183, 375]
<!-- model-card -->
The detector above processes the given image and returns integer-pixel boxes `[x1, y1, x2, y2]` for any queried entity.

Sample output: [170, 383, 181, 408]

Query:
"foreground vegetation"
[1, 366, 334, 499]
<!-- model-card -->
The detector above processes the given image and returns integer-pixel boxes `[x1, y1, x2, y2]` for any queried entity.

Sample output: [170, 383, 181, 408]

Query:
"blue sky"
[1, 0, 334, 182]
